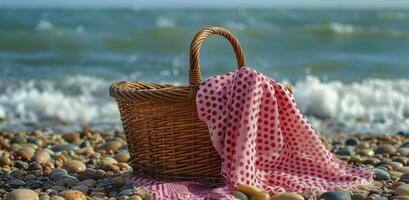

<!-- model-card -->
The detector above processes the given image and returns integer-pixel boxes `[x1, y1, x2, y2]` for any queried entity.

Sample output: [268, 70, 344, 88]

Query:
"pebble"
[7, 189, 39, 200]
[112, 176, 126, 187]
[345, 138, 359, 146]
[63, 160, 86, 173]
[397, 167, 409, 173]
[17, 147, 35, 161]
[270, 192, 304, 200]
[33, 150, 51, 163]
[395, 184, 409, 196]
[118, 189, 134, 196]
[0, 156, 11, 166]
[400, 173, 409, 181]
[373, 168, 390, 181]
[59, 190, 86, 200]
[351, 192, 366, 200]
[128, 196, 143, 200]
[9, 179, 26, 188]
[63, 133, 81, 144]
[375, 144, 396, 155]
[52, 144, 79, 152]
[49, 196, 65, 200]
[319, 191, 351, 200]
[390, 161, 404, 169]
[114, 151, 130, 162]
[252, 191, 270, 200]
[97, 141, 123, 152]
[232, 191, 248, 200]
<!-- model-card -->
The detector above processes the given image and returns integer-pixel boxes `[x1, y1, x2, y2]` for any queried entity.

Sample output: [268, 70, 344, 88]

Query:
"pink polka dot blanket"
[130, 67, 372, 199]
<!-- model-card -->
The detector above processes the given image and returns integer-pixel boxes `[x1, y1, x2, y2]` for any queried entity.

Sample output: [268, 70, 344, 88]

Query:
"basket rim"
[109, 80, 194, 103]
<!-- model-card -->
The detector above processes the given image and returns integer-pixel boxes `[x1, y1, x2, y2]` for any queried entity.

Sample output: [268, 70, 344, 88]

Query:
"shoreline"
[0, 129, 408, 199]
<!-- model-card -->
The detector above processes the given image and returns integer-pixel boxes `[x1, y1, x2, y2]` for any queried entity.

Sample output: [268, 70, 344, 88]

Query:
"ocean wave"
[304, 22, 409, 39]
[35, 19, 54, 32]
[294, 76, 409, 134]
[377, 11, 408, 20]
[155, 17, 175, 28]
[0, 76, 120, 130]
[1, 75, 408, 134]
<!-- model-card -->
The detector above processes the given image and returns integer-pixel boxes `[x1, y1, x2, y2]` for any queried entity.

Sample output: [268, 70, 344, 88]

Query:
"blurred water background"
[0, 8, 408, 134]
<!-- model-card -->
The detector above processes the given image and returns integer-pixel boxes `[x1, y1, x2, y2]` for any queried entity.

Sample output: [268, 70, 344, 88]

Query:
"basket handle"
[189, 27, 246, 86]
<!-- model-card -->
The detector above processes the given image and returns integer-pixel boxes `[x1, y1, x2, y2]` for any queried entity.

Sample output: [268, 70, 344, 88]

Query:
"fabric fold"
[196, 67, 372, 192]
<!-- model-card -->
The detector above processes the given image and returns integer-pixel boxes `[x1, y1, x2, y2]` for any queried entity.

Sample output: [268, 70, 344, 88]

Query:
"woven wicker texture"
[110, 27, 246, 184]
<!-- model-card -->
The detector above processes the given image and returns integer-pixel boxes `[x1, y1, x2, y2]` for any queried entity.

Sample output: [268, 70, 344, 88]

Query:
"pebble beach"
[1, 128, 409, 200]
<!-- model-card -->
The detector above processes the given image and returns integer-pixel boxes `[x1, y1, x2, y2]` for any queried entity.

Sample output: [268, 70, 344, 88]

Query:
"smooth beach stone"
[394, 196, 409, 200]
[113, 151, 130, 162]
[59, 190, 86, 200]
[26, 180, 43, 189]
[398, 167, 409, 174]
[389, 171, 404, 178]
[14, 160, 29, 169]
[52, 144, 79, 152]
[97, 141, 123, 152]
[397, 148, 409, 156]
[7, 188, 39, 200]
[356, 149, 374, 157]
[394, 157, 409, 165]
[33, 150, 51, 163]
[39, 194, 49, 200]
[76, 179, 96, 187]
[118, 189, 134, 196]
[400, 173, 409, 181]
[27, 136, 39, 143]
[349, 156, 362, 163]
[373, 168, 390, 181]
[63, 160, 86, 173]
[17, 147, 35, 160]
[72, 185, 88, 194]
[319, 191, 351, 200]
[390, 161, 404, 169]
[49, 196, 65, 200]
[252, 191, 270, 200]
[270, 192, 304, 200]
[127, 196, 143, 200]
[50, 196, 65, 200]
[232, 191, 248, 200]
[60, 175, 80, 185]
[0, 156, 11, 166]
[101, 157, 118, 165]
[63, 133, 81, 144]
[351, 192, 366, 200]
[336, 149, 352, 156]
[395, 184, 409, 196]
[10, 136, 27, 144]
[375, 144, 396, 155]
[345, 138, 359, 146]
[112, 176, 126, 187]
[50, 169, 68, 180]
[31, 130, 44, 137]
[9, 179, 26, 188]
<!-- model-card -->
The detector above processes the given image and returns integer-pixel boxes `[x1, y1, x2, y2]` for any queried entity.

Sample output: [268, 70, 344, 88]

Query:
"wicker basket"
[109, 27, 246, 185]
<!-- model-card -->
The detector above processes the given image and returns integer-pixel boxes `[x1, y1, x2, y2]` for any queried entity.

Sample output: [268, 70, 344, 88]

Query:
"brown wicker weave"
[109, 27, 246, 185]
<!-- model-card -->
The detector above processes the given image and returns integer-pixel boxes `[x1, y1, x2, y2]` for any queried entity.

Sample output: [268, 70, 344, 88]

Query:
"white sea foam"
[329, 23, 355, 34]
[0, 76, 120, 130]
[0, 75, 408, 133]
[293, 76, 409, 134]
[155, 17, 175, 28]
[35, 19, 54, 31]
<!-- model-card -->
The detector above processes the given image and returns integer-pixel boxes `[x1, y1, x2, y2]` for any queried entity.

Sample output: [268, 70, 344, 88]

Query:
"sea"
[0, 9, 408, 134]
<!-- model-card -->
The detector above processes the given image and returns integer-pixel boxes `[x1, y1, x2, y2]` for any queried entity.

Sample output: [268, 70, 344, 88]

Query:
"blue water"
[0, 9, 408, 133]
